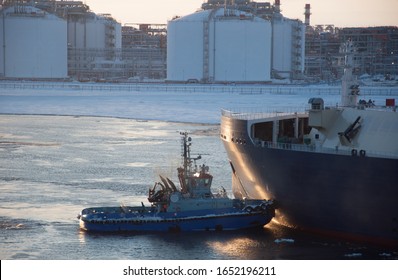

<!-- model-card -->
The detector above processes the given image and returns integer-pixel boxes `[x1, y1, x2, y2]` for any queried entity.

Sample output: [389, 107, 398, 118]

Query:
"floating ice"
[274, 238, 295, 244]
[379, 253, 392, 257]
[344, 253, 362, 258]
[1, 82, 396, 124]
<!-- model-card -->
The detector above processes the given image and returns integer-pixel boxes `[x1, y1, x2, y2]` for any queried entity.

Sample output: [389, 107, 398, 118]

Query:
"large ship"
[220, 42, 398, 246]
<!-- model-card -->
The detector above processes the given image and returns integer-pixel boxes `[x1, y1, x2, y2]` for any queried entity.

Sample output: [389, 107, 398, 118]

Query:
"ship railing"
[222, 103, 398, 121]
[221, 108, 307, 120]
[254, 140, 398, 159]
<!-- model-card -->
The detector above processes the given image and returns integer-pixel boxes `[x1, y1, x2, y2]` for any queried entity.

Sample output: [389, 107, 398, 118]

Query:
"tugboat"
[78, 132, 275, 232]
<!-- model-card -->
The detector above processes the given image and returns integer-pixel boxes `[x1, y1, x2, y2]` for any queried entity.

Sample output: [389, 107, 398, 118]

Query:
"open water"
[0, 115, 397, 260]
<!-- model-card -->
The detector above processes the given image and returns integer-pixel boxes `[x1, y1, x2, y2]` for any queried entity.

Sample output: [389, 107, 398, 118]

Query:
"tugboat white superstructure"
[78, 132, 275, 232]
[220, 41, 398, 246]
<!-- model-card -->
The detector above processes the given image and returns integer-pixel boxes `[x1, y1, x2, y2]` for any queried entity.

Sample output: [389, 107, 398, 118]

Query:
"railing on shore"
[0, 81, 397, 96]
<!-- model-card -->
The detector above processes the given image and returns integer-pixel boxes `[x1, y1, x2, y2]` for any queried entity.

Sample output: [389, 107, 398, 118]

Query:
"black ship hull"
[221, 116, 398, 246]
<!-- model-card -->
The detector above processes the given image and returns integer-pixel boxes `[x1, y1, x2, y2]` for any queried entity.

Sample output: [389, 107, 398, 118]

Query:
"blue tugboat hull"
[79, 205, 274, 232]
[80, 211, 272, 232]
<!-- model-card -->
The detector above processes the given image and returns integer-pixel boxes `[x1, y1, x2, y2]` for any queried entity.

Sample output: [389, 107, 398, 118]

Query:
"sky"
[84, 0, 398, 27]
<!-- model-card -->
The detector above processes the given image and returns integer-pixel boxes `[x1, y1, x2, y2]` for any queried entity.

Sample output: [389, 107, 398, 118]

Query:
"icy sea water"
[0, 115, 396, 260]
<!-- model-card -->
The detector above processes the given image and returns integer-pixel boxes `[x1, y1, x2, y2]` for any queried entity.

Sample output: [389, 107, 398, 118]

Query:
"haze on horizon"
[85, 0, 398, 27]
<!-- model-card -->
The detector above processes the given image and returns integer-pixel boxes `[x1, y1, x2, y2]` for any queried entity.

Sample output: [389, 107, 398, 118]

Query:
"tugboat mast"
[180, 132, 202, 175]
[181, 132, 191, 176]
[178, 132, 195, 192]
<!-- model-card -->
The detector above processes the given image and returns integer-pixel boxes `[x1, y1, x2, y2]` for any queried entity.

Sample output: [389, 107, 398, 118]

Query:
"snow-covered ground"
[0, 82, 397, 123]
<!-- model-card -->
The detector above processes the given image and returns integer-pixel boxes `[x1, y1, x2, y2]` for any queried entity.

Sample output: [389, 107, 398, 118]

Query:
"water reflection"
[76, 226, 284, 260]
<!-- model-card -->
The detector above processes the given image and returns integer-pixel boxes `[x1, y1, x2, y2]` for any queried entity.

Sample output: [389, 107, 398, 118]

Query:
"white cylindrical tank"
[214, 18, 271, 82]
[0, 6, 67, 78]
[272, 19, 293, 77]
[167, 12, 206, 82]
[67, 13, 121, 49]
[167, 8, 271, 83]
[272, 18, 305, 79]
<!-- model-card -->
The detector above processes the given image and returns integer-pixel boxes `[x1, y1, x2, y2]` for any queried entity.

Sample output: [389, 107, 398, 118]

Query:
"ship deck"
[221, 108, 398, 159]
